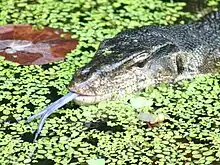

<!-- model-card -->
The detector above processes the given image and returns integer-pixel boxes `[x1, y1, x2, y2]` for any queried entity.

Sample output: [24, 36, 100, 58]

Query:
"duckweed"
[0, 0, 220, 164]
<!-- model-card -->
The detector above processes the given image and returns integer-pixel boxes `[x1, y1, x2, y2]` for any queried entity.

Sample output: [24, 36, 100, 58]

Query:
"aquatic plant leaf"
[138, 112, 157, 123]
[0, 24, 78, 65]
[87, 159, 105, 165]
[130, 97, 154, 109]
[138, 112, 170, 124]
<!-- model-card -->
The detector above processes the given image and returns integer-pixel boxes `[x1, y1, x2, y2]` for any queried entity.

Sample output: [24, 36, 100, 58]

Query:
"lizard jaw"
[73, 92, 112, 105]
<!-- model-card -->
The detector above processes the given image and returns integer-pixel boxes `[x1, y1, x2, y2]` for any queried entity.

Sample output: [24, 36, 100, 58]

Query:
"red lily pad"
[0, 24, 78, 65]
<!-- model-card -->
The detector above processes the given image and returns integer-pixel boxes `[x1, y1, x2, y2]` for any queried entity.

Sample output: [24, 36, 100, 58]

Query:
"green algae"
[0, 0, 220, 164]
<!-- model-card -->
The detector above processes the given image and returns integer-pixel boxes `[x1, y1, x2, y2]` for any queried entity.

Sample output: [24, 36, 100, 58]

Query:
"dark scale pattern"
[69, 11, 220, 104]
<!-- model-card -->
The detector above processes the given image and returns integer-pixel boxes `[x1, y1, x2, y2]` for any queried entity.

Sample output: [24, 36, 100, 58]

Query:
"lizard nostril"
[81, 67, 91, 76]
[71, 83, 88, 94]
[68, 81, 98, 96]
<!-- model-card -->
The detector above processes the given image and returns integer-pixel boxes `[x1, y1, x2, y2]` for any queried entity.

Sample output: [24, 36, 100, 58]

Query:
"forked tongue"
[26, 92, 78, 142]
[27, 92, 78, 123]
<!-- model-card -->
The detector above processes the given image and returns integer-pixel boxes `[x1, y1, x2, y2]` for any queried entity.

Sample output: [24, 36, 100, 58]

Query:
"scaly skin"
[28, 11, 220, 141]
[69, 11, 220, 105]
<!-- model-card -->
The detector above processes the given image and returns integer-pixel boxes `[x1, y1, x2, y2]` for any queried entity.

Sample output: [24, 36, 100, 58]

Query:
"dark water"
[162, 0, 211, 13]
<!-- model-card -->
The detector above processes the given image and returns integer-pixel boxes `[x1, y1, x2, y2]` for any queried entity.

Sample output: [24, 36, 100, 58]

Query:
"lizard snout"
[68, 81, 111, 105]
[68, 72, 103, 96]
[68, 81, 98, 96]
[68, 73, 113, 105]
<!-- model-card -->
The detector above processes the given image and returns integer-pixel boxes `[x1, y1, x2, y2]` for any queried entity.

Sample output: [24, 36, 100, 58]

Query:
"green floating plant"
[87, 158, 105, 165]
[0, 0, 220, 164]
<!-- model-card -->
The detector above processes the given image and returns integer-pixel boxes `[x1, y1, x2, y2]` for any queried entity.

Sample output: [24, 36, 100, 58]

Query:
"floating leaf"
[192, 153, 202, 159]
[130, 97, 154, 109]
[87, 158, 105, 165]
[0, 24, 78, 65]
[138, 112, 169, 124]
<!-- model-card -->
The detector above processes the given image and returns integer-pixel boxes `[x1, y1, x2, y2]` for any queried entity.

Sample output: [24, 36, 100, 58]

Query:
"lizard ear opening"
[176, 54, 185, 74]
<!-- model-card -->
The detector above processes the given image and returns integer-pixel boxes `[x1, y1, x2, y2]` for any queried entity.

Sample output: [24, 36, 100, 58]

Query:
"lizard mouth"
[72, 92, 112, 105]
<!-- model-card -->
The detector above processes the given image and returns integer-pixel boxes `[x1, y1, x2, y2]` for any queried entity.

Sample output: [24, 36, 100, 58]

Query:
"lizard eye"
[130, 51, 150, 69]
[136, 60, 147, 68]
[127, 57, 148, 69]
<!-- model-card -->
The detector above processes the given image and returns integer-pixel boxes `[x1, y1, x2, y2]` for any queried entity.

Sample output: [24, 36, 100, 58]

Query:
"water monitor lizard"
[27, 11, 220, 141]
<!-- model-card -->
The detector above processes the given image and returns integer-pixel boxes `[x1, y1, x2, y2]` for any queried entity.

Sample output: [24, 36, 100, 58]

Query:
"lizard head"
[69, 27, 179, 105]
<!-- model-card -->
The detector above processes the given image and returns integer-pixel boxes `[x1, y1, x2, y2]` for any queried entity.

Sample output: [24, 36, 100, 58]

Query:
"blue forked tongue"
[27, 92, 78, 142]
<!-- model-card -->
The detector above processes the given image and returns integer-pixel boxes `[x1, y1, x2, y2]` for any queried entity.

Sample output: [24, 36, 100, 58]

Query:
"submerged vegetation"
[0, 0, 220, 164]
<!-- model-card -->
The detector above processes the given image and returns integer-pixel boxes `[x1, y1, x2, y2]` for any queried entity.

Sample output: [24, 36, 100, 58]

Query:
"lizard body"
[69, 11, 220, 104]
